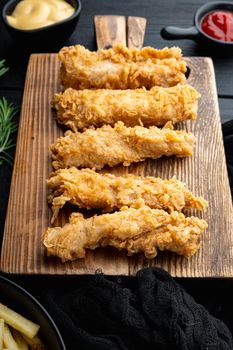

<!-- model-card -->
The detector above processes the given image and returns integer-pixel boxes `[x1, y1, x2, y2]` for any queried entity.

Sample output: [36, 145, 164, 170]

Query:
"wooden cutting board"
[1, 53, 233, 277]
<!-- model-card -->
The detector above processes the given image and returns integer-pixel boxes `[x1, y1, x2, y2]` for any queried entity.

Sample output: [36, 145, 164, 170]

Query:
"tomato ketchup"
[201, 10, 233, 42]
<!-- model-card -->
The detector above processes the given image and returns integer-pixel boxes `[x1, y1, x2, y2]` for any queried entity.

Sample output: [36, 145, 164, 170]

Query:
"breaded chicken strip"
[48, 168, 208, 222]
[59, 44, 187, 90]
[54, 84, 200, 131]
[43, 206, 208, 261]
[51, 122, 196, 170]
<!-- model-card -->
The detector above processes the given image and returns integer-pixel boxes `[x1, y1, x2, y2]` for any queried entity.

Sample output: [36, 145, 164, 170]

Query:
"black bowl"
[2, 0, 81, 46]
[161, 1, 233, 51]
[0, 275, 66, 350]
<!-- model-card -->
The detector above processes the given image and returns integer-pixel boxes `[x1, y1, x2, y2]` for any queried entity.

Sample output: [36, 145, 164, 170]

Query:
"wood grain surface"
[127, 16, 147, 49]
[1, 54, 233, 276]
[94, 15, 126, 49]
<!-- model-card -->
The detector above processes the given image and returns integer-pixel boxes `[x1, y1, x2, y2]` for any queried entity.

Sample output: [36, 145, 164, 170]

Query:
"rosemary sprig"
[0, 97, 18, 166]
[0, 60, 9, 78]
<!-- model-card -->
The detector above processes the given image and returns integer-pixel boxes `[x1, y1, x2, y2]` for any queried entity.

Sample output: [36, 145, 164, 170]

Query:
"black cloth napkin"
[46, 268, 233, 350]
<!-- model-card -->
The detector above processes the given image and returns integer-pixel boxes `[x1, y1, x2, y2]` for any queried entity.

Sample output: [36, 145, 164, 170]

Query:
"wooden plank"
[127, 16, 147, 49]
[1, 54, 233, 276]
[219, 98, 233, 124]
[94, 15, 126, 49]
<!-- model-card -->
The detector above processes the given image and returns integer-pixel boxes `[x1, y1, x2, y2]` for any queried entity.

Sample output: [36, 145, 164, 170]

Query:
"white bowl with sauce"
[2, 0, 81, 46]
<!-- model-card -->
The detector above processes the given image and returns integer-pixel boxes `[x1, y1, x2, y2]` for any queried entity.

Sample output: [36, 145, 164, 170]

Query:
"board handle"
[94, 15, 126, 50]
[94, 15, 147, 49]
[127, 16, 147, 49]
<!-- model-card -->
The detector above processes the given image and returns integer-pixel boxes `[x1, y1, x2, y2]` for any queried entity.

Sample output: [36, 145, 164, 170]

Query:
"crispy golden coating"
[54, 84, 200, 131]
[59, 44, 187, 90]
[51, 122, 196, 170]
[48, 168, 208, 223]
[43, 206, 208, 261]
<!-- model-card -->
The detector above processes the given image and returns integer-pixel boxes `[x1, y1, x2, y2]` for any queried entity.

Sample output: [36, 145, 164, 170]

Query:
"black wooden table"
[0, 0, 233, 347]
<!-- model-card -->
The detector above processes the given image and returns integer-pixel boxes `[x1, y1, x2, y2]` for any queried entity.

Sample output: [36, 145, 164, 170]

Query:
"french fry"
[11, 329, 29, 350]
[0, 304, 39, 339]
[0, 319, 4, 350]
[3, 324, 18, 350]
[22, 334, 43, 346]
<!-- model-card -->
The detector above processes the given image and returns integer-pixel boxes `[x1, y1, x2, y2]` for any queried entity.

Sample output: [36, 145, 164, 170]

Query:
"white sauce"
[7, 0, 75, 30]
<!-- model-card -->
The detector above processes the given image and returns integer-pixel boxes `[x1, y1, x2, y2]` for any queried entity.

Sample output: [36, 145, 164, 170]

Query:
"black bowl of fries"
[0, 275, 66, 349]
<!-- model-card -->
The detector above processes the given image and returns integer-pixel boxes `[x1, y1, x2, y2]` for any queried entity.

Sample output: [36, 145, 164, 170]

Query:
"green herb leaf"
[0, 59, 9, 78]
[0, 97, 18, 166]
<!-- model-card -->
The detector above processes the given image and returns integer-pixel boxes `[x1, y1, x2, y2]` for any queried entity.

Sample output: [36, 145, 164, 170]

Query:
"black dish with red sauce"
[161, 2, 233, 52]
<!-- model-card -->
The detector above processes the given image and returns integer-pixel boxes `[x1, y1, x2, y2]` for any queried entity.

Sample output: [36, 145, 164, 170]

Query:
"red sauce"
[201, 10, 233, 42]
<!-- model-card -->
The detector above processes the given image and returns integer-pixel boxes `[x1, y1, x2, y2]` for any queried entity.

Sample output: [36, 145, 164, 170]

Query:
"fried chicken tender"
[54, 84, 200, 131]
[51, 122, 196, 170]
[59, 44, 187, 90]
[42, 206, 208, 261]
[48, 168, 208, 223]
